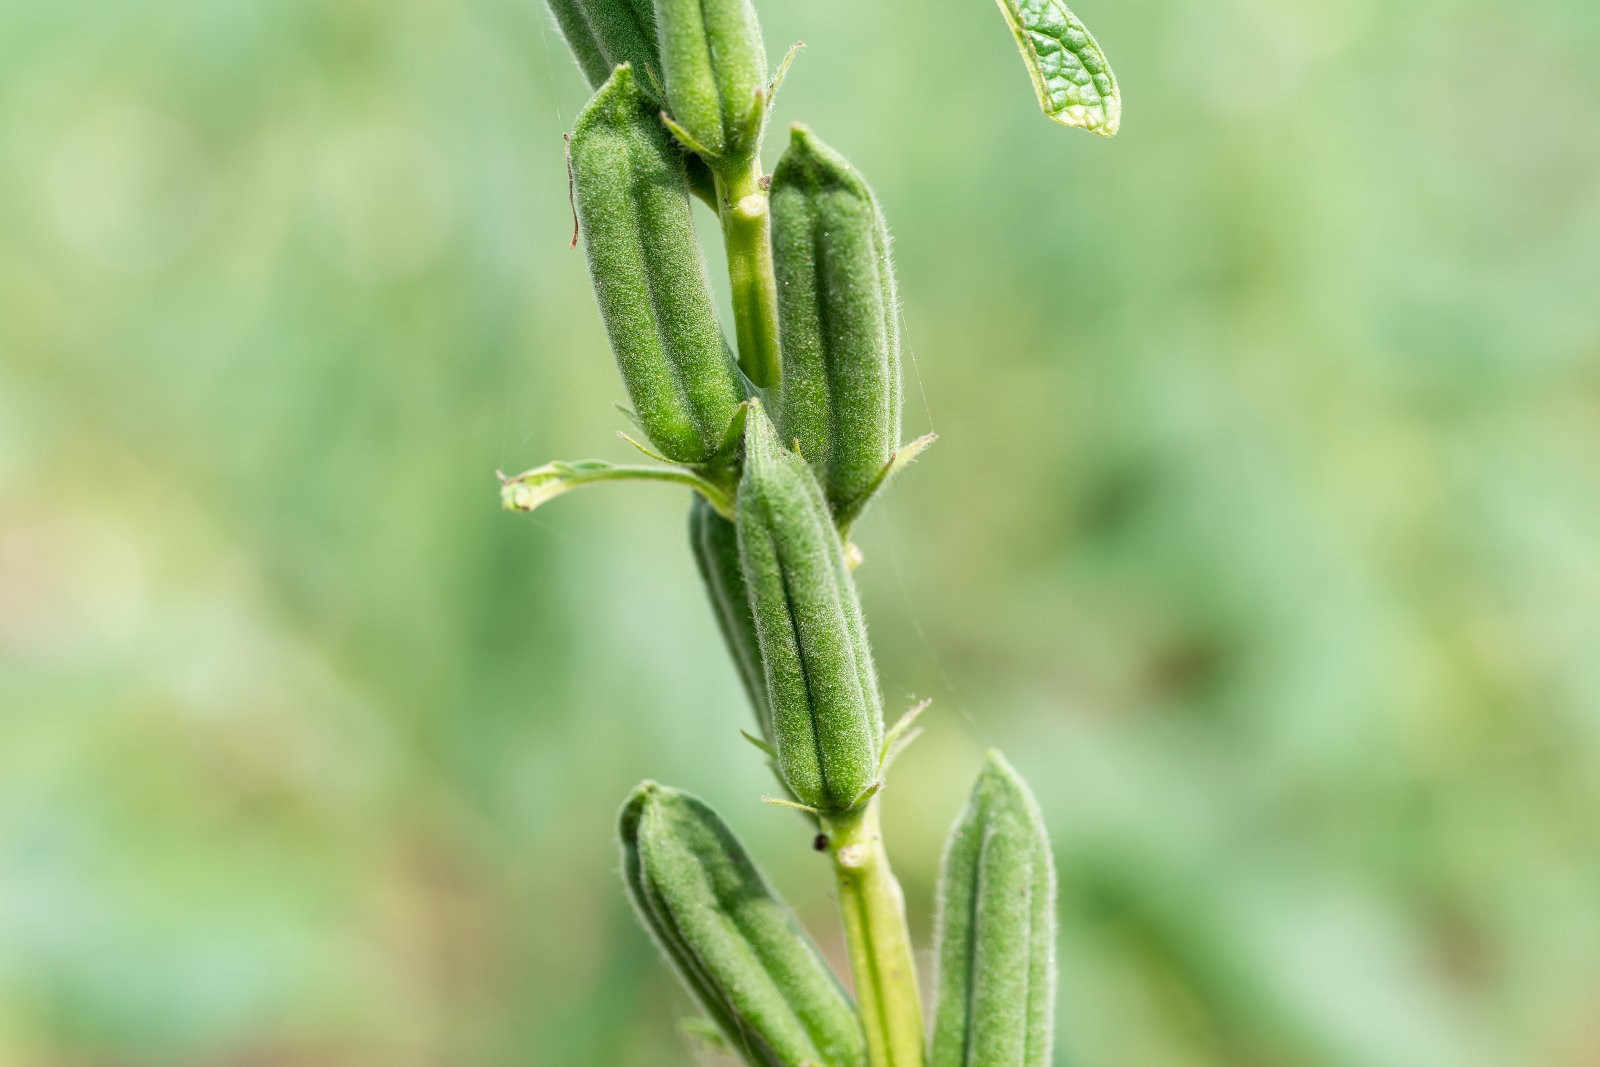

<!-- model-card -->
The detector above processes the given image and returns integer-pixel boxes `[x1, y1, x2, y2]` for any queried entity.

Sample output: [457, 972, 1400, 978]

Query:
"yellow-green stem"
[825, 798, 925, 1067]
[714, 155, 781, 389]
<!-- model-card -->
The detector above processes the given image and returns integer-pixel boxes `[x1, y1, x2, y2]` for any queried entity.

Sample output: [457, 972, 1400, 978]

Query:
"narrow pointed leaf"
[835, 432, 937, 537]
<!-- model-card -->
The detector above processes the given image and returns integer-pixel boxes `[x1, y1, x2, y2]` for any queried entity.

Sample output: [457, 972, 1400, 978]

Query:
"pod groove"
[737, 402, 882, 813]
[569, 66, 745, 465]
[620, 781, 868, 1066]
[931, 752, 1057, 1066]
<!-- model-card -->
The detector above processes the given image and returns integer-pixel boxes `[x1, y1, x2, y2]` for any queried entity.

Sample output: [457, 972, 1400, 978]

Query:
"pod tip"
[773, 123, 871, 200]
[576, 63, 647, 133]
[739, 397, 781, 472]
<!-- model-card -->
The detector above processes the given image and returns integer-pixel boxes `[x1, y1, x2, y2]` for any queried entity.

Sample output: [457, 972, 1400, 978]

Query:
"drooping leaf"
[498, 458, 734, 519]
[992, 0, 1121, 136]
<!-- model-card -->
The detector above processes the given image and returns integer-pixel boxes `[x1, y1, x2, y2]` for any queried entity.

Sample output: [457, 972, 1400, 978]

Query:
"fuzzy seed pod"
[570, 66, 745, 464]
[620, 781, 868, 1067]
[689, 495, 770, 740]
[545, 1, 718, 205]
[770, 125, 902, 515]
[544, 0, 665, 103]
[737, 402, 882, 813]
[654, 0, 767, 162]
[930, 752, 1058, 1067]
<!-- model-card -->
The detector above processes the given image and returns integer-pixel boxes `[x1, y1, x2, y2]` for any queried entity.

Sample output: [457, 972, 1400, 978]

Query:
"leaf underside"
[993, 0, 1121, 136]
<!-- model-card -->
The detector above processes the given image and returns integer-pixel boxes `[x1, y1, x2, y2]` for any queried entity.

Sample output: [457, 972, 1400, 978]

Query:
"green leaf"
[992, 0, 1121, 136]
[498, 459, 735, 519]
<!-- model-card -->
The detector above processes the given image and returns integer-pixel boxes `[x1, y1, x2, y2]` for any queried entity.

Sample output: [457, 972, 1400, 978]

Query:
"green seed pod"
[654, 0, 767, 163]
[545, 1, 718, 205]
[689, 495, 770, 740]
[544, 0, 665, 104]
[620, 781, 868, 1067]
[738, 401, 882, 813]
[770, 126, 902, 515]
[930, 751, 1057, 1067]
[570, 66, 745, 465]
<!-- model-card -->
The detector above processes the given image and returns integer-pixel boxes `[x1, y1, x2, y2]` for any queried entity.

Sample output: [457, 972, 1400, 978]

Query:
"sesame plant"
[505, 0, 1119, 1063]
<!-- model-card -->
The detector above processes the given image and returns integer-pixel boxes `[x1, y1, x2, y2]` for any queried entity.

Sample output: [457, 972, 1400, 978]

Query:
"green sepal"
[570, 65, 745, 465]
[835, 432, 937, 540]
[930, 751, 1058, 1067]
[654, 0, 768, 165]
[619, 782, 868, 1067]
[771, 126, 903, 517]
[765, 41, 805, 114]
[878, 699, 931, 780]
[707, 399, 752, 470]
[737, 401, 883, 814]
[992, 0, 1121, 135]
[690, 495, 772, 740]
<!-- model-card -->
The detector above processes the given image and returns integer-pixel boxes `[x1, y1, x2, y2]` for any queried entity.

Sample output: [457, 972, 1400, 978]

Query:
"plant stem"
[717, 135, 921, 1065]
[825, 798, 925, 1067]
[714, 154, 782, 389]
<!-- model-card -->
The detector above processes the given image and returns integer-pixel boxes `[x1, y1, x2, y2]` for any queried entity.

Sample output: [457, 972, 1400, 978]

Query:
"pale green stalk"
[719, 150, 922, 1067]
[823, 799, 925, 1067]
[714, 154, 782, 389]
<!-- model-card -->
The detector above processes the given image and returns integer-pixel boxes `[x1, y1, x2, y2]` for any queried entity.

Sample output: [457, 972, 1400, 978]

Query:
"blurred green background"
[3, 0, 1598, 1064]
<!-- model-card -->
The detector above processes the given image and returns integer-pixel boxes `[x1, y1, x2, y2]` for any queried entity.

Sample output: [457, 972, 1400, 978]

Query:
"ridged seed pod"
[570, 66, 745, 464]
[930, 751, 1058, 1067]
[689, 495, 770, 740]
[544, 0, 718, 204]
[620, 781, 868, 1067]
[654, 0, 767, 162]
[737, 401, 882, 813]
[771, 125, 902, 515]
[544, 0, 664, 103]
